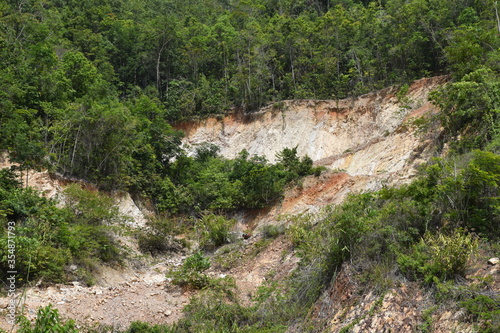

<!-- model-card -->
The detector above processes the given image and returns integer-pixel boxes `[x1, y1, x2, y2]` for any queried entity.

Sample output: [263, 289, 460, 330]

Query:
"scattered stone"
[487, 258, 499, 265]
[164, 310, 172, 317]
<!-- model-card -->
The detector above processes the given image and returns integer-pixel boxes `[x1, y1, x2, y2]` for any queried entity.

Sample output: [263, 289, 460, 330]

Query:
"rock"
[164, 310, 172, 317]
[487, 258, 499, 265]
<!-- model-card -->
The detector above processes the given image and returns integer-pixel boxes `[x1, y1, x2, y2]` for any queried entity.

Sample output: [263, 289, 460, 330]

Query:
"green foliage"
[276, 146, 313, 181]
[397, 229, 477, 284]
[64, 184, 118, 225]
[0, 0, 499, 330]
[197, 214, 236, 250]
[17, 304, 77, 333]
[174, 288, 251, 333]
[137, 233, 181, 256]
[124, 321, 173, 333]
[159, 147, 316, 215]
[137, 217, 187, 256]
[2, 0, 497, 191]
[0, 178, 124, 285]
[419, 306, 438, 333]
[408, 151, 500, 237]
[167, 251, 211, 289]
[460, 295, 500, 333]
[260, 224, 285, 239]
[431, 68, 500, 152]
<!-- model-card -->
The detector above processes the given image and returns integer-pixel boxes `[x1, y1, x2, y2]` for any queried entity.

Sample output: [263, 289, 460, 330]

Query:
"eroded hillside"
[3, 76, 498, 333]
[178, 76, 447, 215]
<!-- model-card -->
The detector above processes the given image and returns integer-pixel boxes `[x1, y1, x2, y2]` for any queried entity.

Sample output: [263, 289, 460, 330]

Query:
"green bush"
[125, 321, 173, 333]
[17, 304, 77, 333]
[64, 184, 119, 225]
[398, 229, 477, 284]
[138, 233, 178, 256]
[260, 224, 285, 239]
[137, 218, 186, 256]
[0, 179, 125, 286]
[197, 214, 236, 250]
[167, 251, 211, 289]
[461, 295, 500, 333]
[174, 288, 253, 333]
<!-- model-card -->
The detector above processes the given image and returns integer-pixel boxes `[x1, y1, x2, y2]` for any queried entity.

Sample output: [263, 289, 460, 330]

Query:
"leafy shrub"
[261, 224, 285, 239]
[17, 304, 77, 333]
[175, 288, 253, 333]
[0, 179, 125, 286]
[64, 184, 119, 225]
[461, 295, 500, 333]
[284, 213, 315, 247]
[276, 146, 314, 181]
[137, 233, 182, 256]
[137, 218, 186, 256]
[197, 214, 236, 250]
[397, 229, 477, 284]
[167, 251, 211, 289]
[124, 321, 173, 333]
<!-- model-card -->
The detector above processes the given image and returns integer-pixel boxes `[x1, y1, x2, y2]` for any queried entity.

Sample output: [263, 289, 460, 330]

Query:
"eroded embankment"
[0, 76, 452, 331]
[177, 76, 448, 215]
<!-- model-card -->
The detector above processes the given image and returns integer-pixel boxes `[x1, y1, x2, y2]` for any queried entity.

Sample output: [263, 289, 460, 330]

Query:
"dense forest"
[1, 0, 500, 332]
[1, 0, 499, 190]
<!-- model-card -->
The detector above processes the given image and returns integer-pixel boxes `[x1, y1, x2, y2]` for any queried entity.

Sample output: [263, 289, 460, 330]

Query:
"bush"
[137, 233, 183, 256]
[197, 214, 236, 250]
[175, 288, 252, 333]
[461, 295, 500, 332]
[63, 184, 119, 225]
[397, 229, 478, 284]
[261, 224, 285, 239]
[17, 304, 77, 333]
[125, 321, 173, 333]
[167, 251, 211, 289]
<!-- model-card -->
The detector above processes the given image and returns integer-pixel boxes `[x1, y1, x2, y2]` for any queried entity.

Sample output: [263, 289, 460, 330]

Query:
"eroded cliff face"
[179, 76, 446, 171]
[177, 76, 447, 215]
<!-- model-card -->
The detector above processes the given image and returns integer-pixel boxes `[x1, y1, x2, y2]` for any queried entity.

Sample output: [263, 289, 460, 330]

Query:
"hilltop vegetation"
[1, 0, 499, 191]
[0, 0, 500, 332]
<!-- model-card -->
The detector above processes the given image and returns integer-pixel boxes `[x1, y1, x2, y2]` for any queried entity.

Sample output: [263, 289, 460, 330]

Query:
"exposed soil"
[5, 76, 489, 332]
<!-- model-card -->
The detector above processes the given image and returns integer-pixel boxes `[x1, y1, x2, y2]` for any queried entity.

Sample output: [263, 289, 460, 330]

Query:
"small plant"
[261, 224, 285, 239]
[137, 232, 183, 256]
[273, 101, 286, 111]
[398, 229, 478, 284]
[167, 251, 211, 289]
[213, 242, 244, 271]
[17, 304, 77, 333]
[419, 306, 437, 333]
[197, 214, 236, 249]
[285, 213, 315, 247]
[396, 83, 409, 100]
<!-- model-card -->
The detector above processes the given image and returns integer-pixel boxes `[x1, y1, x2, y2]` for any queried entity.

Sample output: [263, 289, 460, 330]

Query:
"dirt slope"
[1, 76, 471, 331]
